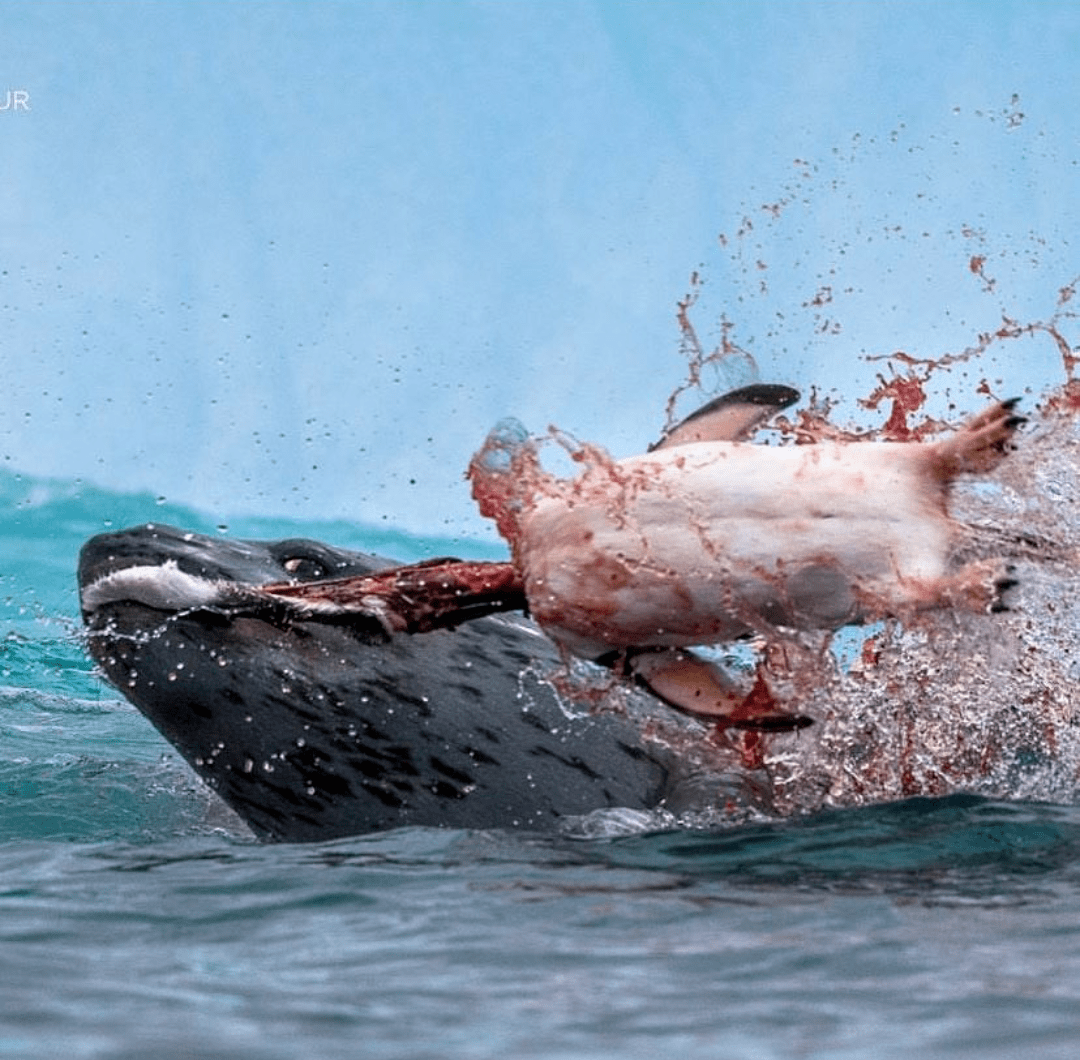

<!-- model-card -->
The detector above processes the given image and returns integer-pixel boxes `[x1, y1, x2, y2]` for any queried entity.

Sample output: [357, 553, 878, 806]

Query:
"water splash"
[759, 399, 1080, 813]
[468, 104, 1080, 820]
[655, 256, 1080, 815]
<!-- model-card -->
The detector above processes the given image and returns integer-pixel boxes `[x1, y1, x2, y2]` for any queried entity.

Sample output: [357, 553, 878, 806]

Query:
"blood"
[859, 371, 930, 441]
[262, 559, 524, 634]
[664, 273, 759, 435]
[726, 670, 778, 770]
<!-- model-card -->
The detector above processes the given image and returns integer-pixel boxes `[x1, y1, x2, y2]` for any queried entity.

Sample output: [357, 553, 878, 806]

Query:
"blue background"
[1, 0, 1077, 540]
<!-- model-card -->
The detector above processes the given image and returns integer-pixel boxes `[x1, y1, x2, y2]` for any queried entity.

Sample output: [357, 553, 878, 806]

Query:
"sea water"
[3, 468, 1080, 1060]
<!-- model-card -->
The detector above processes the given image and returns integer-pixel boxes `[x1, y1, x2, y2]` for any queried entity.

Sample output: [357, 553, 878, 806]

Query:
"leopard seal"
[78, 524, 711, 841]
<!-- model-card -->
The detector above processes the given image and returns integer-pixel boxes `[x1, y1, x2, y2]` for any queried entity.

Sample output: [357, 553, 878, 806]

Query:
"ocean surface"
[4, 467, 1080, 1060]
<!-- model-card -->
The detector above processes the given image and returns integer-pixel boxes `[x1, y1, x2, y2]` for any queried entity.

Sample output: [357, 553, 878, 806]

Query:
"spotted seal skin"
[78, 524, 697, 841]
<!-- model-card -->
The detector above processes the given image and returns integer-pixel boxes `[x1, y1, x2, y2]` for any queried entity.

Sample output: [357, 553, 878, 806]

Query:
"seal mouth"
[80, 560, 239, 616]
[76, 524, 403, 639]
[78, 554, 394, 629]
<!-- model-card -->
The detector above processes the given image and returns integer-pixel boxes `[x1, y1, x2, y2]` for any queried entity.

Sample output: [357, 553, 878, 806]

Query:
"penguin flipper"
[651, 384, 799, 450]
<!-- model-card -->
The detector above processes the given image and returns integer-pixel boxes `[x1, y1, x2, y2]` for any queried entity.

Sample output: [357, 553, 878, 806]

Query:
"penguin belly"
[518, 440, 949, 657]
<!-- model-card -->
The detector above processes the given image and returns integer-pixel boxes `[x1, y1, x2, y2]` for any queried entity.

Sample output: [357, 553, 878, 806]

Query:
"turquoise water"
[4, 469, 1080, 1059]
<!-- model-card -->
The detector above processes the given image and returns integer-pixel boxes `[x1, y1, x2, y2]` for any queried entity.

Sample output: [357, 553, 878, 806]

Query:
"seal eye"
[282, 556, 329, 579]
[270, 538, 381, 582]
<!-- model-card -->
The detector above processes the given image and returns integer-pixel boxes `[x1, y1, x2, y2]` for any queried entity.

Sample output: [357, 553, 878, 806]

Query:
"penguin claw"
[990, 572, 1020, 613]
